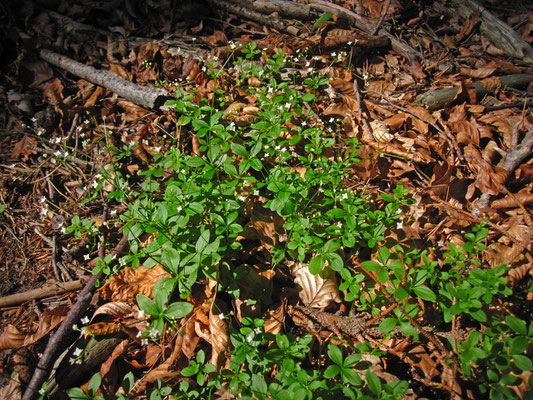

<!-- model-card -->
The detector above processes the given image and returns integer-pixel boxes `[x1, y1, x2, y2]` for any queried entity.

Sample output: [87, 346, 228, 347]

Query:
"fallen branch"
[39, 49, 171, 110]
[22, 235, 128, 400]
[415, 74, 533, 110]
[0, 280, 84, 308]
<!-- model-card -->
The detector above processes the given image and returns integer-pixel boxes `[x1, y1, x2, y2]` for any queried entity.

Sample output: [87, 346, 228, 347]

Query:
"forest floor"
[0, 0, 532, 399]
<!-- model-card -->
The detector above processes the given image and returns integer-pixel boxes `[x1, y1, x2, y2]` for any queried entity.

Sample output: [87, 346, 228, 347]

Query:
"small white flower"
[228, 122, 235, 131]
[80, 316, 90, 325]
[201, 65, 207, 72]
[149, 328, 159, 338]
[142, 139, 149, 145]
[37, 128, 44, 136]
[61, 227, 66, 234]
[301, 121, 307, 126]
[69, 357, 77, 365]
[119, 257, 126, 266]
[253, 190, 259, 196]
[73, 347, 83, 357]
[50, 158, 56, 164]
[238, 195, 246, 202]
[267, 86, 273, 94]
[336, 221, 342, 228]
[92, 181, 98, 189]
[340, 193, 348, 200]
[136, 330, 142, 338]
[110, 209, 117, 216]
[41, 208, 48, 217]
[331, 52, 337, 57]
[254, 327, 261, 335]
[274, 145, 281, 151]
[229, 41, 236, 49]
[141, 338, 149, 345]
[176, 205, 182, 212]
[72, 324, 79, 331]
[347, 41, 353, 46]
[84, 254, 90, 261]
[84, 119, 90, 125]
[218, 313, 225, 320]
[40, 196, 47, 203]
[31, 117, 37, 123]
[285, 102, 291, 109]
[396, 221, 403, 230]
[137, 309, 145, 318]
[77, 126, 83, 132]
[154, 146, 161, 152]
[437, 241, 445, 247]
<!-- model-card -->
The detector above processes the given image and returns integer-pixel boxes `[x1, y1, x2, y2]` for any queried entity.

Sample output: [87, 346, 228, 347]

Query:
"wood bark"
[40, 49, 171, 110]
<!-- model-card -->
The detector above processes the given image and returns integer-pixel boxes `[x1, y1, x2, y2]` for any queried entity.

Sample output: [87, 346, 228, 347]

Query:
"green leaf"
[506, 316, 527, 335]
[327, 252, 344, 272]
[312, 12, 333, 31]
[510, 336, 529, 355]
[377, 268, 389, 283]
[323, 238, 341, 253]
[185, 156, 206, 167]
[302, 93, 315, 102]
[165, 302, 193, 320]
[379, 318, 397, 334]
[323, 364, 341, 379]
[251, 375, 268, 400]
[88, 373, 102, 395]
[161, 246, 180, 275]
[366, 370, 382, 396]
[66, 387, 91, 400]
[196, 229, 210, 253]
[513, 355, 533, 371]
[327, 343, 343, 366]
[413, 286, 436, 302]
[360, 260, 381, 271]
[136, 294, 159, 316]
[231, 142, 248, 157]
[343, 368, 362, 386]
[309, 255, 325, 275]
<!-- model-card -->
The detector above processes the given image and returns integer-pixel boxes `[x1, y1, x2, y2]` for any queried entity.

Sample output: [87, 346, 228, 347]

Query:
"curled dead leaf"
[99, 264, 170, 303]
[289, 261, 341, 308]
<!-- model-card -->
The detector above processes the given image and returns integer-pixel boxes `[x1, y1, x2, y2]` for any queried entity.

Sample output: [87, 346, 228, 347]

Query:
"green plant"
[67, 373, 104, 400]
[60, 42, 529, 400]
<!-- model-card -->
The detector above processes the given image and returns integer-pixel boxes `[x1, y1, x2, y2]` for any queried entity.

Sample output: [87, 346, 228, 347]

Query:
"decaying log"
[40, 49, 171, 110]
[415, 74, 533, 110]
[207, 0, 300, 35]
[451, 0, 533, 64]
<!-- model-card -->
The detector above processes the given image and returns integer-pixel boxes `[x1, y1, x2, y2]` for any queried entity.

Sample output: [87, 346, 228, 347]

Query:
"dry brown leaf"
[264, 303, 285, 335]
[131, 334, 184, 394]
[208, 308, 229, 369]
[91, 302, 137, 320]
[0, 325, 26, 350]
[83, 322, 123, 336]
[492, 192, 533, 208]
[182, 317, 200, 359]
[99, 264, 170, 303]
[290, 261, 341, 308]
[0, 307, 67, 350]
[10, 136, 37, 161]
[244, 201, 286, 249]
